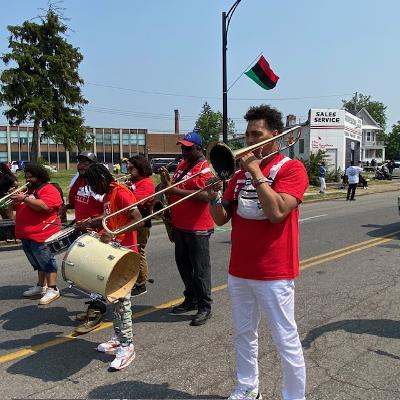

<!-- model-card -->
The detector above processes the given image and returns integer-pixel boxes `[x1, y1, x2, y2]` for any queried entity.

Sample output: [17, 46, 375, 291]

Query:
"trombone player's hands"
[205, 177, 223, 201]
[240, 151, 262, 175]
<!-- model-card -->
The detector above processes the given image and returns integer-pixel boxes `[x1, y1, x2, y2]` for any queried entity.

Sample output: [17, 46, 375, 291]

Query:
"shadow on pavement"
[302, 319, 400, 350]
[7, 336, 108, 382]
[0, 305, 78, 331]
[132, 304, 195, 324]
[0, 331, 65, 350]
[89, 381, 224, 399]
[362, 222, 400, 238]
[0, 285, 31, 300]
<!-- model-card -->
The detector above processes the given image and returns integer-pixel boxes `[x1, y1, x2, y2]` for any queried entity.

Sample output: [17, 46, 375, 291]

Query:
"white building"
[289, 108, 362, 172]
[356, 108, 385, 163]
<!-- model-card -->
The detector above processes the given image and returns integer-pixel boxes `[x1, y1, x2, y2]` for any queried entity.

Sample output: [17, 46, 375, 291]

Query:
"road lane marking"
[0, 233, 398, 364]
[299, 214, 327, 222]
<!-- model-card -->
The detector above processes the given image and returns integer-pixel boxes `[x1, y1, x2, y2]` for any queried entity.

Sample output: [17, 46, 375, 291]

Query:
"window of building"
[299, 138, 304, 154]
[104, 133, 111, 144]
[10, 130, 19, 144]
[0, 131, 7, 144]
[130, 134, 138, 145]
[138, 134, 145, 145]
[19, 131, 29, 144]
[112, 133, 120, 145]
[96, 133, 104, 144]
[105, 152, 112, 162]
[366, 131, 371, 141]
[122, 134, 130, 145]
[0, 152, 8, 162]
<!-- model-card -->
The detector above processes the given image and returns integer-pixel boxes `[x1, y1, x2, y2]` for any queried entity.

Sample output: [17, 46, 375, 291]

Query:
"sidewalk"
[304, 180, 400, 202]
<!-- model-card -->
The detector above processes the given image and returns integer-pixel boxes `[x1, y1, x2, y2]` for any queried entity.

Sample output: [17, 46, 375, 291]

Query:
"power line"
[86, 82, 353, 102]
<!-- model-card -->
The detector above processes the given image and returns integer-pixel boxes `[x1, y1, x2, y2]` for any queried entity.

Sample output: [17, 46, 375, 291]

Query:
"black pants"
[347, 183, 357, 200]
[174, 229, 212, 311]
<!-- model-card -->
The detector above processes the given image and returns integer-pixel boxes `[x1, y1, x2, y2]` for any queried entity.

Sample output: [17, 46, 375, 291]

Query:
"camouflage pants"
[113, 295, 133, 346]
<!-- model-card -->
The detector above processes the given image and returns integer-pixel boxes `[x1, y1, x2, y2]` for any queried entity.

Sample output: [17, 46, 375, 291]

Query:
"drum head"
[45, 227, 76, 243]
[105, 250, 141, 302]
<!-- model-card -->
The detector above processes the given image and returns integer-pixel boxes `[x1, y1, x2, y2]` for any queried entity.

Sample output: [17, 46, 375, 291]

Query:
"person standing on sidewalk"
[12, 163, 63, 305]
[206, 105, 308, 400]
[319, 161, 326, 193]
[345, 161, 363, 201]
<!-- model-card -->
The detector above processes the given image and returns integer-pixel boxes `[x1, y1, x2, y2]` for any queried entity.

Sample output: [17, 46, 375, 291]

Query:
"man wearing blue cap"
[159, 132, 215, 326]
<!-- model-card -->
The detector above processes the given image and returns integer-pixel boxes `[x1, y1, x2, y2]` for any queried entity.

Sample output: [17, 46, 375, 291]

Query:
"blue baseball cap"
[177, 132, 203, 147]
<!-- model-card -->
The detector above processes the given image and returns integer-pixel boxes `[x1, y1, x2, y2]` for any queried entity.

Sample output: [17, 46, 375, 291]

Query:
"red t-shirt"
[15, 183, 63, 242]
[68, 176, 104, 222]
[103, 188, 138, 252]
[169, 159, 214, 232]
[224, 154, 309, 280]
[126, 177, 155, 205]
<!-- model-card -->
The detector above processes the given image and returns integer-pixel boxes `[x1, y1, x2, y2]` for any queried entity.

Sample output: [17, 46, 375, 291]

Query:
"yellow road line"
[0, 234, 398, 364]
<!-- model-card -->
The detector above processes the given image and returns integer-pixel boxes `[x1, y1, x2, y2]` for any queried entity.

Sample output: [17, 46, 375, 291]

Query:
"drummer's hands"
[205, 177, 223, 200]
[75, 217, 93, 232]
[240, 151, 261, 175]
[100, 232, 114, 243]
[58, 204, 68, 220]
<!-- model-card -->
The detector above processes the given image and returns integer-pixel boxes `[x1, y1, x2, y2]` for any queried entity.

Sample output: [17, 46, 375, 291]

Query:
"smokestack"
[286, 114, 296, 127]
[174, 109, 180, 134]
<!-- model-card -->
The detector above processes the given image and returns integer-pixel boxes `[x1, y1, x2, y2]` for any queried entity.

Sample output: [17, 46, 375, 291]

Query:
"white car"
[43, 164, 58, 173]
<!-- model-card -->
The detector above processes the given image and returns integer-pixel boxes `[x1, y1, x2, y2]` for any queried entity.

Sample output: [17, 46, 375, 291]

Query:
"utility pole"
[222, 0, 242, 144]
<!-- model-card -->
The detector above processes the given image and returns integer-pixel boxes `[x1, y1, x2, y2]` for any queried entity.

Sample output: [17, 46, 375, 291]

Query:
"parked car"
[150, 157, 181, 173]
[10, 160, 29, 173]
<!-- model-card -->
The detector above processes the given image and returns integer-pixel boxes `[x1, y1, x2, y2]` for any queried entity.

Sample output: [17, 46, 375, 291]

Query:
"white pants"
[319, 177, 326, 192]
[228, 274, 306, 400]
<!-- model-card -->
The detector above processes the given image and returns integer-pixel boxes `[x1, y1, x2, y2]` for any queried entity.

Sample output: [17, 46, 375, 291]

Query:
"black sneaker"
[131, 284, 147, 297]
[170, 301, 198, 314]
[190, 309, 212, 326]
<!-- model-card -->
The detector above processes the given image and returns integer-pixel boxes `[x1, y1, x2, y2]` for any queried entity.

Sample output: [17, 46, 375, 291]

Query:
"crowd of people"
[9, 103, 399, 399]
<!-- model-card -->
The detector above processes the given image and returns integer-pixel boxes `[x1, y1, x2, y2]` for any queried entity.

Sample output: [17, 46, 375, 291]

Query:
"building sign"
[310, 109, 342, 126]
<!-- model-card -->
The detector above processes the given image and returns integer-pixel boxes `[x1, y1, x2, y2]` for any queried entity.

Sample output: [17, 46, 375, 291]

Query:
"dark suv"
[151, 157, 181, 173]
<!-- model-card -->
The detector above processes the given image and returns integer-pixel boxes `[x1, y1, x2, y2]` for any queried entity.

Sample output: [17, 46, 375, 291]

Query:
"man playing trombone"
[206, 105, 308, 400]
[160, 132, 214, 326]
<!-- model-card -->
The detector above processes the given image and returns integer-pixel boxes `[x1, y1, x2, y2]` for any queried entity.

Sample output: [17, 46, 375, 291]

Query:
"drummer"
[11, 163, 63, 305]
[60, 151, 107, 334]
[84, 163, 143, 372]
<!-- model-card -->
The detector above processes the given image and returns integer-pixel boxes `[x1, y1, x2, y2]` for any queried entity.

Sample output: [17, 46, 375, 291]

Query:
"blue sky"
[0, 0, 398, 133]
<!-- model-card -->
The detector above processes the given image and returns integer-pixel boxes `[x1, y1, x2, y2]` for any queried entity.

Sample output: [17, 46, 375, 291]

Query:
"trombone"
[0, 183, 30, 207]
[102, 125, 301, 235]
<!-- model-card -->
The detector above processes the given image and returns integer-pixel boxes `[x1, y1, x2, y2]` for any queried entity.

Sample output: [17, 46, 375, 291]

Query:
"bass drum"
[62, 232, 140, 303]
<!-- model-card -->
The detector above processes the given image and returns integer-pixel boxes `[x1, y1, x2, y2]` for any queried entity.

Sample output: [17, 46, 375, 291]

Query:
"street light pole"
[222, 0, 242, 144]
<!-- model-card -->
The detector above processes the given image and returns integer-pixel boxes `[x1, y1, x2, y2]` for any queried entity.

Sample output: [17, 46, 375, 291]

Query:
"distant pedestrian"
[319, 161, 326, 193]
[345, 161, 363, 201]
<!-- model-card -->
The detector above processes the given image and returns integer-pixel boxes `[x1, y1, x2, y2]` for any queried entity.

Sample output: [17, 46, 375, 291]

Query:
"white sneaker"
[109, 344, 135, 371]
[38, 288, 60, 305]
[228, 387, 262, 400]
[23, 285, 47, 297]
[97, 336, 120, 354]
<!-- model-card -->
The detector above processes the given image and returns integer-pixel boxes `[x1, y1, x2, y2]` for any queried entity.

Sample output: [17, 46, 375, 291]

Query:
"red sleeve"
[37, 184, 63, 211]
[133, 178, 155, 201]
[223, 172, 240, 202]
[190, 160, 214, 189]
[68, 178, 81, 208]
[273, 160, 309, 202]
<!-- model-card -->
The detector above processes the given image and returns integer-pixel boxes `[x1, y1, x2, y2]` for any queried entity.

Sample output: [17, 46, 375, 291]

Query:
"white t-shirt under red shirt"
[223, 154, 309, 281]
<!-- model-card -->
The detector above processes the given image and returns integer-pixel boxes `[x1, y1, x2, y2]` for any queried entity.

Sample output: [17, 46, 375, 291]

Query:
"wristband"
[209, 195, 222, 206]
[252, 177, 268, 188]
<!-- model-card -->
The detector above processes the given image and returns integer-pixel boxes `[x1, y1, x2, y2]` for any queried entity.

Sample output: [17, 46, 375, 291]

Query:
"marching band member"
[125, 155, 155, 296]
[0, 162, 17, 243]
[162, 132, 214, 326]
[206, 105, 308, 400]
[84, 163, 143, 372]
[61, 151, 106, 334]
[12, 163, 63, 305]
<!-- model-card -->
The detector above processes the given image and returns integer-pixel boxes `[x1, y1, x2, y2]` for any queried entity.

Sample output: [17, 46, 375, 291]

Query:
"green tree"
[342, 93, 387, 130]
[385, 121, 400, 160]
[0, 7, 88, 162]
[194, 102, 235, 150]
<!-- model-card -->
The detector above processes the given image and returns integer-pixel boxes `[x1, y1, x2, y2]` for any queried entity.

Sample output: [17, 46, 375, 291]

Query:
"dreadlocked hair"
[85, 163, 115, 194]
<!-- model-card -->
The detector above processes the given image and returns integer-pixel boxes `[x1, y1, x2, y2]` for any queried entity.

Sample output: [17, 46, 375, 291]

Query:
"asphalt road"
[0, 190, 399, 399]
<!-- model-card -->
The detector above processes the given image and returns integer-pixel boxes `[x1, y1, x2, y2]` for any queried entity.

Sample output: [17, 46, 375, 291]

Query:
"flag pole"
[227, 52, 263, 92]
[222, 0, 242, 144]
